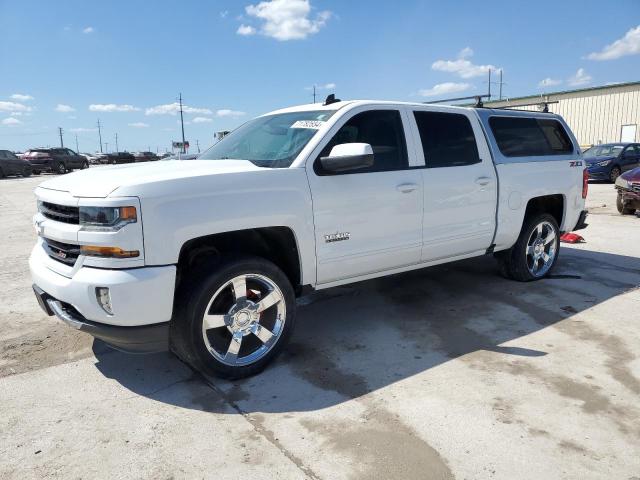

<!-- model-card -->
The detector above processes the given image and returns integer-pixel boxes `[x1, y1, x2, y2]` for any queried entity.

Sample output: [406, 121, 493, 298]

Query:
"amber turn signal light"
[80, 245, 140, 258]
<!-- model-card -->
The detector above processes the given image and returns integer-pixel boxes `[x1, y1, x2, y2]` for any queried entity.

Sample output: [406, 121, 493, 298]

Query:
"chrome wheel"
[526, 221, 557, 277]
[201, 273, 286, 367]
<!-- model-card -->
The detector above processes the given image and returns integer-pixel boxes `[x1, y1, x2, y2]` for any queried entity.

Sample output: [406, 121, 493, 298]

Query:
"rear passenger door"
[307, 107, 424, 285]
[408, 108, 497, 261]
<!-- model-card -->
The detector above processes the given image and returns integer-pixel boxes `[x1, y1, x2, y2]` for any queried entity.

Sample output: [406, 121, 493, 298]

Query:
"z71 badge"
[324, 232, 350, 243]
[569, 161, 583, 167]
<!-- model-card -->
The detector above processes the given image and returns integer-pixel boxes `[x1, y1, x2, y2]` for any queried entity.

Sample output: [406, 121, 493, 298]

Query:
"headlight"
[79, 206, 137, 232]
[597, 159, 612, 167]
[615, 176, 629, 189]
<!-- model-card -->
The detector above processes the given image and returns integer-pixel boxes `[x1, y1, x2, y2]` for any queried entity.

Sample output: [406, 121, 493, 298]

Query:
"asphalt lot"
[1, 174, 639, 480]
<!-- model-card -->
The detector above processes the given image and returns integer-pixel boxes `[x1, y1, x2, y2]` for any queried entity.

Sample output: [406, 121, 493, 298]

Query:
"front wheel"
[22, 166, 31, 177]
[497, 213, 560, 282]
[81, 161, 89, 169]
[172, 256, 296, 379]
[55, 162, 67, 174]
[610, 166, 621, 183]
[617, 194, 636, 215]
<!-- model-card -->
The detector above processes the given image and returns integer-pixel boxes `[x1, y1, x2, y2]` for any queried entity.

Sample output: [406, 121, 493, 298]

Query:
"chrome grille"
[39, 202, 79, 224]
[43, 238, 80, 266]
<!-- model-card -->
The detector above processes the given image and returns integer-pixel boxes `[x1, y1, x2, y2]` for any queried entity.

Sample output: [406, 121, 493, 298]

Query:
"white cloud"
[69, 127, 97, 133]
[10, 93, 34, 101]
[538, 78, 562, 88]
[237, 24, 256, 35]
[432, 47, 498, 79]
[89, 104, 140, 112]
[220, 10, 229, 18]
[216, 109, 246, 118]
[0, 101, 32, 112]
[567, 68, 592, 87]
[83, 26, 94, 34]
[305, 82, 336, 90]
[145, 103, 212, 116]
[193, 117, 213, 123]
[55, 103, 75, 112]
[128, 122, 149, 128]
[587, 25, 640, 61]
[240, 0, 332, 41]
[418, 82, 472, 97]
[2, 117, 22, 126]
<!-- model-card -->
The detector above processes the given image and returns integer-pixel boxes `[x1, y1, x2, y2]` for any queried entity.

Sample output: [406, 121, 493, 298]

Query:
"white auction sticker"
[291, 120, 325, 129]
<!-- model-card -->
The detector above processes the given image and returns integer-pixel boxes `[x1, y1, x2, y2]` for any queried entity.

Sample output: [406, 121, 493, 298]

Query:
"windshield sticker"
[291, 120, 325, 129]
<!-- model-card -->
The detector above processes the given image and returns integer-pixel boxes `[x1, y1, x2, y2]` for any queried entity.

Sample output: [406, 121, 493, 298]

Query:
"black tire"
[22, 166, 31, 177]
[497, 213, 560, 282]
[171, 255, 296, 379]
[617, 194, 636, 215]
[32, 170, 40, 175]
[55, 162, 67, 174]
[81, 161, 89, 169]
[110, 159, 117, 165]
[610, 166, 621, 183]
[0, 167, 4, 179]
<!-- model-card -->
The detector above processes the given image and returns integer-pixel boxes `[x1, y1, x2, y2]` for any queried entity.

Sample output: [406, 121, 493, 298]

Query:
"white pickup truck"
[30, 99, 588, 378]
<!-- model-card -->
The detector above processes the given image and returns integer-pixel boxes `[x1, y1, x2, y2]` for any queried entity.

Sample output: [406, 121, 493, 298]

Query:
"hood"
[585, 155, 616, 165]
[37, 159, 264, 198]
[621, 166, 640, 183]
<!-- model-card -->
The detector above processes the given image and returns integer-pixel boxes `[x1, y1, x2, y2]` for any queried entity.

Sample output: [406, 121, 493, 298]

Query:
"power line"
[58, 127, 64, 147]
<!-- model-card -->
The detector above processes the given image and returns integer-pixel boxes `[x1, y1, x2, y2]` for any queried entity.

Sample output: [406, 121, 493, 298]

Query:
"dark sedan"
[106, 152, 136, 164]
[584, 143, 640, 182]
[24, 147, 88, 174]
[615, 166, 640, 215]
[0, 149, 32, 178]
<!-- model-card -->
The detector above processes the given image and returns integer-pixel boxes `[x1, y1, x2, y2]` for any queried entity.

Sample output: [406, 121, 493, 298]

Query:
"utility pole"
[58, 127, 64, 147]
[105, 142, 109, 153]
[115, 133, 119, 153]
[487, 69, 492, 100]
[75, 134, 79, 153]
[196, 139, 200, 153]
[313, 85, 316, 103]
[499, 69, 503, 100]
[179, 92, 186, 154]
[97, 119, 103, 153]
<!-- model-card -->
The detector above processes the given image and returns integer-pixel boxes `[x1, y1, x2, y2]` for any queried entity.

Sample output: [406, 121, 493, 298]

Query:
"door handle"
[475, 177, 492, 186]
[396, 183, 418, 193]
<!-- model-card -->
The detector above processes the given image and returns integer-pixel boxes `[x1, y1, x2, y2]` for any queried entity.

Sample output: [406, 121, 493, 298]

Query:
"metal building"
[484, 81, 640, 148]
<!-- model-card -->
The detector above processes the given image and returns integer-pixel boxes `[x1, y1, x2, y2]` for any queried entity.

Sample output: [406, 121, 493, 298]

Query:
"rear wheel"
[497, 213, 560, 282]
[617, 194, 636, 215]
[172, 255, 296, 379]
[22, 166, 31, 177]
[610, 166, 621, 182]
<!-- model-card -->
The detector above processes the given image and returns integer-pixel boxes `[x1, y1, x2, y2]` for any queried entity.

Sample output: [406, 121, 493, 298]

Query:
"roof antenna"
[324, 93, 341, 106]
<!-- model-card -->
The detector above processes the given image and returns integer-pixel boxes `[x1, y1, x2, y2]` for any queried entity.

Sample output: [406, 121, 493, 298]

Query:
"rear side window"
[413, 111, 480, 168]
[489, 116, 574, 157]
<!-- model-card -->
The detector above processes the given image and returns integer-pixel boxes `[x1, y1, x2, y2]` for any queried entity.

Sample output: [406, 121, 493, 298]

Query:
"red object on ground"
[560, 233, 585, 244]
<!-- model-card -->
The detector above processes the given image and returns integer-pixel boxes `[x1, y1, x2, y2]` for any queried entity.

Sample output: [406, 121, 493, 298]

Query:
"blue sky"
[1, 0, 639, 152]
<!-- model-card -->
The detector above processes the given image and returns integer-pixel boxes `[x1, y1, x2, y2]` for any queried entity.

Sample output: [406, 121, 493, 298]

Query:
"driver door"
[307, 107, 423, 285]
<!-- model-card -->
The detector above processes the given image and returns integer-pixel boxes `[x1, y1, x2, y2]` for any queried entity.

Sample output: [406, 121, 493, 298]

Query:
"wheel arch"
[176, 226, 304, 294]
[523, 194, 565, 231]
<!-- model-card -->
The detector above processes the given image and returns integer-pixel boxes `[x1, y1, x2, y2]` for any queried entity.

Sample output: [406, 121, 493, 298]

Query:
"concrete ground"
[1, 174, 639, 480]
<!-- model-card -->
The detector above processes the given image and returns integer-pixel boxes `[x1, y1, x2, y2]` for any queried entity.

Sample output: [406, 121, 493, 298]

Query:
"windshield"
[583, 145, 623, 158]
[198, 110, 336, 168]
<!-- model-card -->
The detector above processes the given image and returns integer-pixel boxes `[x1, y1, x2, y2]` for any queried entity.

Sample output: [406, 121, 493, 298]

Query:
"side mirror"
[320, 143, 374, 173]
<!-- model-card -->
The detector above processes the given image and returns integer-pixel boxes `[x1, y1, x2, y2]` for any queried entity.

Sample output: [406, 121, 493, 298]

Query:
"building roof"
[484, 81, 640, 105]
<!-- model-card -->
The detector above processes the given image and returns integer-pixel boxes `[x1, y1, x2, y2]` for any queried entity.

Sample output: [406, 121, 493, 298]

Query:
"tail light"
[582, 168, 588, 199]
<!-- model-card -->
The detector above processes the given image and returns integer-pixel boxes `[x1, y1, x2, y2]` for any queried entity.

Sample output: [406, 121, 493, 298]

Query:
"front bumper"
[30, 243, 176, 351]
[33, 285, 169, 353]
